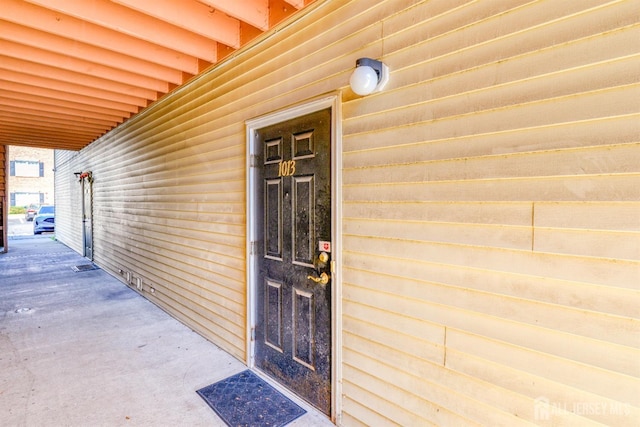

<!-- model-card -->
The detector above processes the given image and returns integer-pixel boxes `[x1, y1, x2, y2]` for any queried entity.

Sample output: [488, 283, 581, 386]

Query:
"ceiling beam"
[25, 0, 222, 60]
[0, 131, 93, 151]
[0, 104, 123, 129]
[0, 90, 132, 118]
[0, 55, 159, 101]
[112, 0, 241, 48]
[0, 99, 126, 124]
[1, 128, 107, 147]
[284, 0, 306, 8]
[0, 125, 102, 143]
[1, 141, 88, 151]
[0, 40, 170, 93]
[198, 0, 269, 31]
[0, 0, 202, 74]
[0, 20, 185, 85]
[0, 111, 114, 133]
[0, 69, 149, 108]
[0, 0, 316, 150]
[0, 81, 137, 115]
[0, 120, 106, 140]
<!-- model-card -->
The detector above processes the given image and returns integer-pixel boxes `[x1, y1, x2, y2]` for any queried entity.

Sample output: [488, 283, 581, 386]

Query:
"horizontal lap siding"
[65, 99, 249, 357]
[50, 0, 640, 424]
[342, 0, 639, 425]
[51, 0, 365, 363]
[1, 145, 4, 249]
[0, 145, 4, 199]
[54, 150, 84, 254]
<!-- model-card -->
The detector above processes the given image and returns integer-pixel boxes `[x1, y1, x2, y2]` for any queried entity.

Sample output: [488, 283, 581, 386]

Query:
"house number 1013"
[278, 160, 296, 177]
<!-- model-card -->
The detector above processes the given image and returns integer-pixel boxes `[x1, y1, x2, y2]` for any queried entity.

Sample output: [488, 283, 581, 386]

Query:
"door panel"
[255, 108, 332, 415]
[265, 279, 284, 351]
[265, 179, 283, 260]
[293, 287, 315, 369]
[293, 175, 314, 266]
[83, 180, 93, 260]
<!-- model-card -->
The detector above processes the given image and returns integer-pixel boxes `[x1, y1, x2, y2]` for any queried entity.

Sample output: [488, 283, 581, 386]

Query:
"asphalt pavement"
[7, 214, 40, 237]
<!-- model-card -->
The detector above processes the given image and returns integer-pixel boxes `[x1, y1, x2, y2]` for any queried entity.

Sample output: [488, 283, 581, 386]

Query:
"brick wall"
[8, 146, 55, 206]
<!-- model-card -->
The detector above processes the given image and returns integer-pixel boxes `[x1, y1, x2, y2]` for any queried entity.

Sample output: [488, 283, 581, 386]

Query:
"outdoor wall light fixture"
[349, 58, 389, 96]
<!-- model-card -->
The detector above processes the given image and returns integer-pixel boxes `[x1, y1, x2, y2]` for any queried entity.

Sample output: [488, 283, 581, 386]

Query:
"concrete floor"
[0, 236, 333, 427]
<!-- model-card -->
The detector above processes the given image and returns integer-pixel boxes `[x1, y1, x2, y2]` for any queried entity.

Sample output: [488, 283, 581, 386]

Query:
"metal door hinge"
[251, 327, 256, 341]
[250, 154, 258, 168]
[250, 241, 257, 255]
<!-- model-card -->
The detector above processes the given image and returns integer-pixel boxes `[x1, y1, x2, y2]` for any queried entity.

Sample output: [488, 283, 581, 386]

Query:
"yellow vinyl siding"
[51, 0, 639, 424]
[340, 0, 639, 424]
[54, 98, 249, 358]
[51, 0, 365, 362]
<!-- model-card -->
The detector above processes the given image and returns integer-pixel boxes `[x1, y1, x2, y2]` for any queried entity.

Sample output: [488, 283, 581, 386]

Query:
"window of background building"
[11, 192, 43, 207]
[10, 160, 45, 178]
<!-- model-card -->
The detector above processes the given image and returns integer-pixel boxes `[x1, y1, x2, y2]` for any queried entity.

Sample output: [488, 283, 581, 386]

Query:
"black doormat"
[71, 264, 98, 272]
[197, 370, 306, 427]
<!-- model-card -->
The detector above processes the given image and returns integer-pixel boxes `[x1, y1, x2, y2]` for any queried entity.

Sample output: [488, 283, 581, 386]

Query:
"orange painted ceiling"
[0, 0, 314, 151]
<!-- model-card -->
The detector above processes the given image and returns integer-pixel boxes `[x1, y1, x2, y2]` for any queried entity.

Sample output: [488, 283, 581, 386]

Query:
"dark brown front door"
[255, 108, 332, 415]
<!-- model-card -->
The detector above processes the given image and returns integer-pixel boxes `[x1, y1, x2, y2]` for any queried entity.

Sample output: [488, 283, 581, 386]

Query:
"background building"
[8, 146, 54, 208]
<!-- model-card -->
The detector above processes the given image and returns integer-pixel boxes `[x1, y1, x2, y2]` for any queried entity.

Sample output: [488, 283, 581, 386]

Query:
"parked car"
[24, 204, 39, 221]
[33, 205, 55, 234]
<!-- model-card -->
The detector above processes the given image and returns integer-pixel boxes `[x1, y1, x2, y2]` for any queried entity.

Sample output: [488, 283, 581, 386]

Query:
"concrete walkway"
[0, 237, 332, 426]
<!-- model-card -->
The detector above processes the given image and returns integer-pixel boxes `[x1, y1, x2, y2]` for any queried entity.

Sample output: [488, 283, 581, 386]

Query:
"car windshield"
[38, 206, 54, 214]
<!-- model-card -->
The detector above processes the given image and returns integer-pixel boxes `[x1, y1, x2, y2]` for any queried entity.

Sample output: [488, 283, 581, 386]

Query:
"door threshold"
[251, 368, 335, 426]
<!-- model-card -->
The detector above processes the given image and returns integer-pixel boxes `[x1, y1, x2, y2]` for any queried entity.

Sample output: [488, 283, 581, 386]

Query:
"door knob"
[307, 272, 330, 285]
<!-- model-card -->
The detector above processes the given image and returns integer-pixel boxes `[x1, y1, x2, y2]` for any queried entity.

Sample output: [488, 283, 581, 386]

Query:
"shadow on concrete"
[0, 237, 332, 426]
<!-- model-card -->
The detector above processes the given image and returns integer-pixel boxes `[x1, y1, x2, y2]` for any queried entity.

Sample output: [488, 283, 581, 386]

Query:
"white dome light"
[349, 65, 379, 96]
[349, 58, 389, 96]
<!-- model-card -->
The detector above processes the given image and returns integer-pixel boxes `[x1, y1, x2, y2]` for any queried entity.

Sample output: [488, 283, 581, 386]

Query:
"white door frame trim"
[245, 93, 342, 422]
